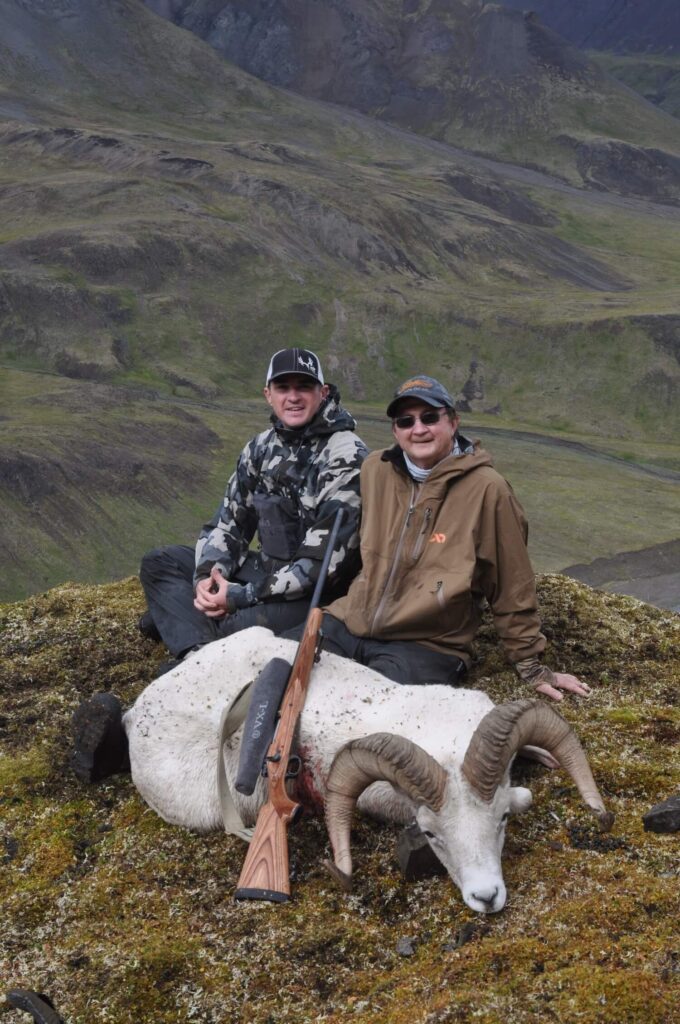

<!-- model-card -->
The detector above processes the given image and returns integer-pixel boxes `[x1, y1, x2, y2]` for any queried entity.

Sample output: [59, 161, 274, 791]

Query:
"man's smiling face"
[391, 399, 459, 469]
[264, 373, 329, 429]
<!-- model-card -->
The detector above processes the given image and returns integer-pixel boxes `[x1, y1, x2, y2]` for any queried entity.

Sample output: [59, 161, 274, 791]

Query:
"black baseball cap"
[386, 375, 455, 417]
[265, 348, 324, 385]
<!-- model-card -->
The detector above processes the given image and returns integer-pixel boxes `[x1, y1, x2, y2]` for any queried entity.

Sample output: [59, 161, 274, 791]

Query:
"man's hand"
[515, 657, 592, 703]
[194, 566, 229, 619]
[534, 671, 592, 703]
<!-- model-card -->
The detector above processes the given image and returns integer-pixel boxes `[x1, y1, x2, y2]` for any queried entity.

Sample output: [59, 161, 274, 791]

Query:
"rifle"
[234, 507, 345, 902]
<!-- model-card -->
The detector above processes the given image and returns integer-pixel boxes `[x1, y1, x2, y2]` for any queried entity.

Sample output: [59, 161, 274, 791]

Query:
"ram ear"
[509, 786, 532, 813]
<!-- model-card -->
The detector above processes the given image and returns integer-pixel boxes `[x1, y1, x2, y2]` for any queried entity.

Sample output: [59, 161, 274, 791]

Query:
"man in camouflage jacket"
[139, 348, 367, 662]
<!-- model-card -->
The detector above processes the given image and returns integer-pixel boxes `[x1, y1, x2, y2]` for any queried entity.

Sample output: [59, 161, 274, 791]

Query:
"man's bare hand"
[194, 566, 228, 619]
[515, 657, 593, 703]
[534, 671, 592, 703]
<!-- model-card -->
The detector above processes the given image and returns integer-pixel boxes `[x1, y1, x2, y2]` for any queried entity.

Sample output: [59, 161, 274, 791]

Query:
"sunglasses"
[393, 409, 447, 430]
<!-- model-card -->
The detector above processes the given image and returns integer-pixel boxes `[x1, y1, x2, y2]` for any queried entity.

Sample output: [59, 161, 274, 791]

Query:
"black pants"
[285, 613, 468, 686]
[139, 544, 310, 657]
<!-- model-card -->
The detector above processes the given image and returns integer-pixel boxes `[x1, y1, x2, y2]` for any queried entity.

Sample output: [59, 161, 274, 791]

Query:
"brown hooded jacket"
[326, 440, 546, 666]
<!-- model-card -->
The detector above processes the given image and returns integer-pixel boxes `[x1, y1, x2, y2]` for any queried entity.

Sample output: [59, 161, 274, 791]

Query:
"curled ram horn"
[323, 732, 447, 890]
[461, 699, 614, 831]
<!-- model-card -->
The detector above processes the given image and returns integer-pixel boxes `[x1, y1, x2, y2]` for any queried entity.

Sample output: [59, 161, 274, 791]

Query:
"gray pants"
[285, 613, 468, 686]
[139, 545, 309, 657]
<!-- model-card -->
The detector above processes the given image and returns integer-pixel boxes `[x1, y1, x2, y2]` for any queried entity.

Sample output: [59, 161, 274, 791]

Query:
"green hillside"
[591, 51, 680, 120]
[0, 0, 679, 600]
[3, 368, 679, 603]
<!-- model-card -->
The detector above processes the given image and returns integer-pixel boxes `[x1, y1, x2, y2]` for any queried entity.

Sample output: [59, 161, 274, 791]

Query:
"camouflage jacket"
[194, 386, 367, 608]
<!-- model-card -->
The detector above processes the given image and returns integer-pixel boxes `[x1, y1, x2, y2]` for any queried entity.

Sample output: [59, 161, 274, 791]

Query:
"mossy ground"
[1, 576, 678, 1023]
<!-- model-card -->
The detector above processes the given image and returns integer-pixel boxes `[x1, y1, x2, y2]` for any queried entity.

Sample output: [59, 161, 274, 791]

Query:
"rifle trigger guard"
[286, 755, 302, 779]
[314, 629, 325, 664]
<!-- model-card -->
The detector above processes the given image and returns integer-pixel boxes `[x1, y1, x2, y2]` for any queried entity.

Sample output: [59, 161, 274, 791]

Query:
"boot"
[138, 610, 162, 643]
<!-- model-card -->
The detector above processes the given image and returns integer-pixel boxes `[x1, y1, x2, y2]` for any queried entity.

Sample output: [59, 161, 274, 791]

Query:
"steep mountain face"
[1, 0, 679, 599]
[143, 0, 680, 193]
[500, 0, 680, 55]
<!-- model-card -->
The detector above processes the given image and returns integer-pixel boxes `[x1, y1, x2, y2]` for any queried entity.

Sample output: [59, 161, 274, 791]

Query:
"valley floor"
[562, 538, 680, 613]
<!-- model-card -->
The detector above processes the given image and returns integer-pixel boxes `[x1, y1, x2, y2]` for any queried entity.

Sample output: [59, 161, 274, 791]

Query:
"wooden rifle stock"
[234, 506, 345, 902]
[234, 607, 322, 902]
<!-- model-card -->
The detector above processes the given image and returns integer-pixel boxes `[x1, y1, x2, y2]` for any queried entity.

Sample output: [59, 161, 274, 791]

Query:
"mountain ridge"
[500, 0, 680, 55]
[142, 0, 680, 192]
[0, 0, 678, 600]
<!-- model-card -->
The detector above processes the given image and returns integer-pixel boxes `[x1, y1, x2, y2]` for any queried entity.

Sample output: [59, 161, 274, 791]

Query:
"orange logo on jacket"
[430, 532, 446, 543]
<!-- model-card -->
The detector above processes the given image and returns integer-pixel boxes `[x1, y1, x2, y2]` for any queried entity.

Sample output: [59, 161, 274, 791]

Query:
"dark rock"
[630, 315, 680, 365]
[461, 360, 485, 404]
[443, 921, 489, 951]
[396, 936, 417, 956]
[2, 836, 19, 863]
[396, 822, 447, 882]
[446, 171, 559, 227]
[67, 953, 90, 969]
[563, 135, 680, 205]
[643, 794, 680, 833]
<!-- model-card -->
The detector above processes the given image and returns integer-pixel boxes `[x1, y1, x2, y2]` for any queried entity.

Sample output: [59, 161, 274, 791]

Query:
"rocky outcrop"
[500, 0, 680, 55]
[561, 136, 680, 206]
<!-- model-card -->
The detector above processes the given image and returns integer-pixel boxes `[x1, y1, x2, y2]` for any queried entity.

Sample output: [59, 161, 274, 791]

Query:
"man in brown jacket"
[317, 374, 590, 701]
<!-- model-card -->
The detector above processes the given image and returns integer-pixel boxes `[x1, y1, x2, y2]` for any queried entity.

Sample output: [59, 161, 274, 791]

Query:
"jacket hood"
[382, 431, 493, 488]
[270, 383, 357, 441]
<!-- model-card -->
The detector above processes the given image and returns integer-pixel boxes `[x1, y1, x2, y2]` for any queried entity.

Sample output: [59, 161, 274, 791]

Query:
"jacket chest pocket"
[253, 491, 304, 561]
[410, 507, 433, 561]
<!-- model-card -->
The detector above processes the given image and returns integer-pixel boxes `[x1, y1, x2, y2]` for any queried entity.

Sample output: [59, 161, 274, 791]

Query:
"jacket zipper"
[411, 507, 432, 561]
[370, 482, 417, 636]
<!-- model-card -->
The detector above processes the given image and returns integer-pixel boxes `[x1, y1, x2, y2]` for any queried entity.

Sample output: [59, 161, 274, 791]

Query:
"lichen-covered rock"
[0, 575, 678, 1023]
[643, 794, 680, 833]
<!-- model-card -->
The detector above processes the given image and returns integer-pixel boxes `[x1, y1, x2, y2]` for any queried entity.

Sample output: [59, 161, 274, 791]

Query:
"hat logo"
[298, 354, 316, 374]
[398, 378, 432, 394]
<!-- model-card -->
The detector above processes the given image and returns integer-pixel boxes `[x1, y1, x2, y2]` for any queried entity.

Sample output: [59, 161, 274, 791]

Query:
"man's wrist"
[226, 582, 258, 613]
[515, 656, 557, 690]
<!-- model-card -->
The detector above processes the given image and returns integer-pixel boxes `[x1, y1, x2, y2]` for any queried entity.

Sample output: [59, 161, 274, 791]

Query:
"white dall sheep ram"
[125, 626, 612, 913]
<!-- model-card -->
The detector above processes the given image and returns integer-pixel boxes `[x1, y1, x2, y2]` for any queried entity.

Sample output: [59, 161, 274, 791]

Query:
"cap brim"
[269, 370, 321, 382]
[386, 393, 449, 417]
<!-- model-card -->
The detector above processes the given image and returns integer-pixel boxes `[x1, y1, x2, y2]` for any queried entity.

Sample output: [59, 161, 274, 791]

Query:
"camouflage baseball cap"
[386, 375, 455, 417]
[265, 348, 324, 385]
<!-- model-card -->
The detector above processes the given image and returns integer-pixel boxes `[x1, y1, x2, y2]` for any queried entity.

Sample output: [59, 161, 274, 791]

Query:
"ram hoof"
[323, 858, 353, 892]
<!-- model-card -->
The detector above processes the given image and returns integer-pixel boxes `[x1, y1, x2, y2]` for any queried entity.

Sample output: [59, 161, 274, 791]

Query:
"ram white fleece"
[125, 626, 533, 913]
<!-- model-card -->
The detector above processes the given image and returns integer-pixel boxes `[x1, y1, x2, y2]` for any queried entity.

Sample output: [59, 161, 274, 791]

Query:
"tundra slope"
[126, 626, 612, 914]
